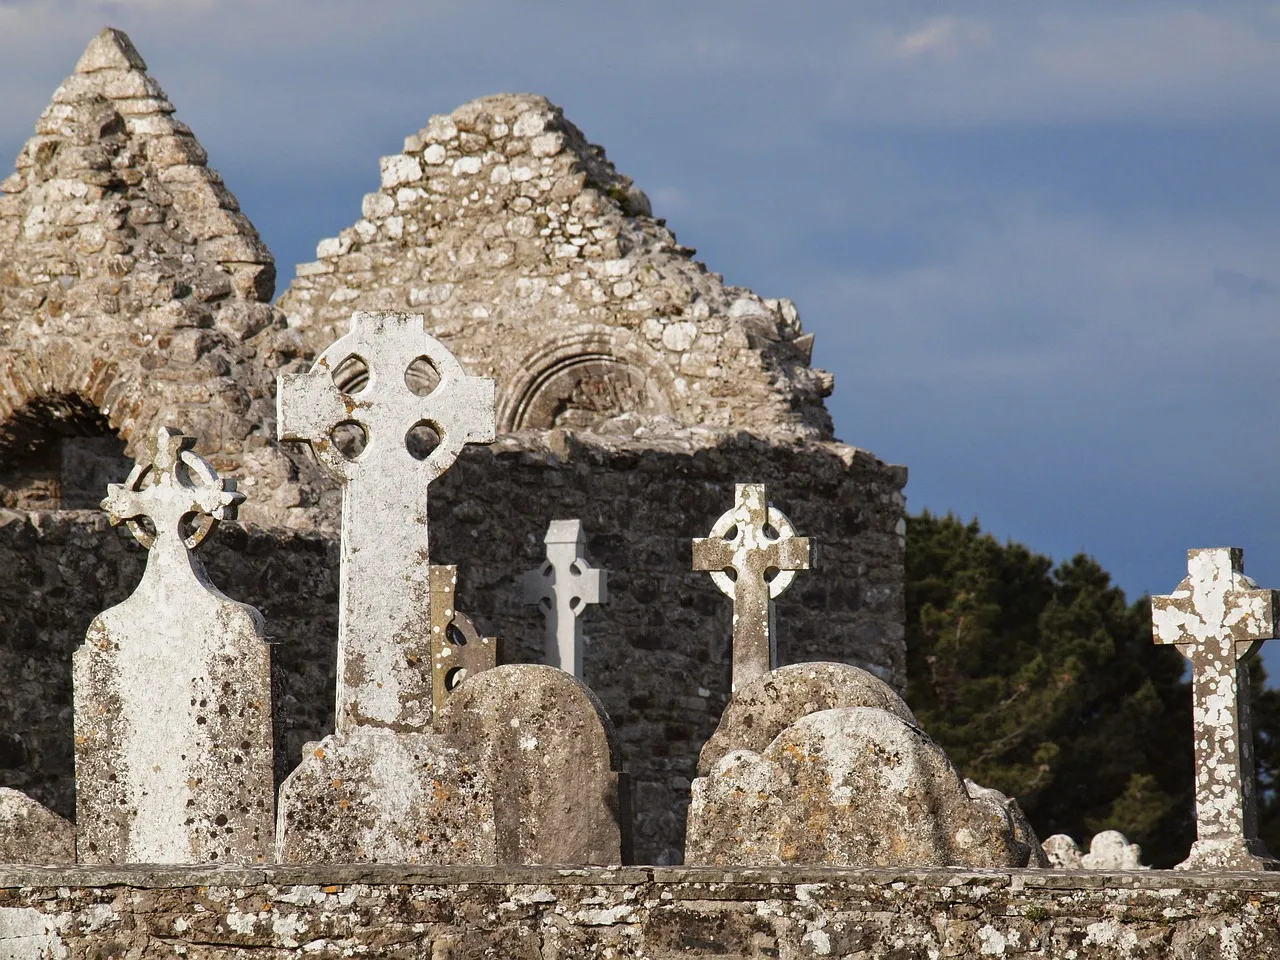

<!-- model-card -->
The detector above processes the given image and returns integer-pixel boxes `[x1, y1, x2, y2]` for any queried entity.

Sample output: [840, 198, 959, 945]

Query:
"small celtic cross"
[692, 483, 811, 693]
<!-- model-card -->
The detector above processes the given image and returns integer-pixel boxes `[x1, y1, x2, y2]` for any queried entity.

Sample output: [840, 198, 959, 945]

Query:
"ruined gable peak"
[75, 27, 148, 74]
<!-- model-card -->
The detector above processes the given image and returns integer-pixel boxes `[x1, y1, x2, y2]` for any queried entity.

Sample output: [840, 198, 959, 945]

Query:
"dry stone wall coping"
[2, 865, 1280, 958]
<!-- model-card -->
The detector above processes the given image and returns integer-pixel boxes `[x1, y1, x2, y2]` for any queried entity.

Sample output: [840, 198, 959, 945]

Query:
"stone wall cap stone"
[75, 27, 147, 74]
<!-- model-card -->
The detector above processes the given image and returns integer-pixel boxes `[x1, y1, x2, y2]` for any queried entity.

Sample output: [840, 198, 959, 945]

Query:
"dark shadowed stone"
[686, 706, 1040, 868]
[434, 664, 631, 865]
[0, 788, 74, 863]
[697, 661, 916, 776]
[275, 729, 493, 864]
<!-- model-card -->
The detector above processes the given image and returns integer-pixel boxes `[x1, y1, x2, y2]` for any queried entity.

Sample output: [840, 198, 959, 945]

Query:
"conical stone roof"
[0, 28, 317, 525]
[279, 94, 835, 439]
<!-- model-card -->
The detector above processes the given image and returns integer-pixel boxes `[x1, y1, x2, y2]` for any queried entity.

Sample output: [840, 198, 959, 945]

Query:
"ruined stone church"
[0, 28, 906, 866]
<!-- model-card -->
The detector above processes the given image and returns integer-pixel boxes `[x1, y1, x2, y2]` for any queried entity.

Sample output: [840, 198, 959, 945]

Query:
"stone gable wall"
[279, 93, 834, 439]
[0, 865, 1274, 958]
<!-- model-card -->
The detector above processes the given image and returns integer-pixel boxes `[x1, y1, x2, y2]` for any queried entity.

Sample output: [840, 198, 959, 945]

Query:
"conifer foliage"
[904, 511, 1196, 867]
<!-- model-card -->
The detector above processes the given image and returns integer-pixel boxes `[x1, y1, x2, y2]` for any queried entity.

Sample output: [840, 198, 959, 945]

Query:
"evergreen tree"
[904, 511, 1196, 866]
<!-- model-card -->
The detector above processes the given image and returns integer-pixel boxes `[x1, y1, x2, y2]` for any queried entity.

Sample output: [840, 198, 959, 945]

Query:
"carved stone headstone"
[522, 519, 608, 677]
[276, 312, 498, 861]
[687, 705, 1042, 868]
[0, 789, 74, 863]
[692, 483, 811, 692]
[433, 664, 631, 865]
[1152, 546, 1279, 870]
[1043, 831, 1147, 870]
[429, 564, 497, 714]
[687, 662, 1045, 868]
[277, 310, 496, 734]
[74, 426, 274, 864]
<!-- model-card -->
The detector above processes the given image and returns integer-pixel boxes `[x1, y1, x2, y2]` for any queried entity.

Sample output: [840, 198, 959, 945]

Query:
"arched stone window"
[0, 393, 128, 510]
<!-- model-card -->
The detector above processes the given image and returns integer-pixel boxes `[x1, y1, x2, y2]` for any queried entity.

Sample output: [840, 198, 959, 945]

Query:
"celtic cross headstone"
[277, 310, 495, 733]
[1153, 547, 1280, 870]
[429, 563, 497, 713]
[693, 483, 811, 693]
[522, 519, 608, 677]
[74, 426, 274, 864]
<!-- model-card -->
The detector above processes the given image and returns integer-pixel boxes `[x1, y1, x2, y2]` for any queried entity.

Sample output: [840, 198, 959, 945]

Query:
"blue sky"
[3, 2, 1280, 669]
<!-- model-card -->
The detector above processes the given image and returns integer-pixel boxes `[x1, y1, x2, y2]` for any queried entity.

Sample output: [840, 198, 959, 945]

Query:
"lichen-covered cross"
[693, 483, 811, 693]
[522, 519, 608, 678]
[278, 311, 495, 734]
[1152, 547, 1279, 870]
[428, 564, 496, 715]
[103, 425, 242, 556]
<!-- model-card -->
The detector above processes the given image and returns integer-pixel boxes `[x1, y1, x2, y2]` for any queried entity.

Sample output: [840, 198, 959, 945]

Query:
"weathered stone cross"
[522, 519, 608, 677]
[76, 425, 274, 864]
[429, 563, 496, 713]
[693, 483, 811, 693]
[1152, 547, 1279, 870]
[278, 311, 495, 734]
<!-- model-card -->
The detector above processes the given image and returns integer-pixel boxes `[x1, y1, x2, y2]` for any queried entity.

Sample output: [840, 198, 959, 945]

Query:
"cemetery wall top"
[0, 864, 1275, 958]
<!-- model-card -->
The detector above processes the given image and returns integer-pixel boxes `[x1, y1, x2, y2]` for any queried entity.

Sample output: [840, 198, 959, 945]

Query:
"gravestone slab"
[1152, 546, 1279, 870]
[275, 729, 493, 864]
[697, 661, 917, 775]
[0, 789, 74, 863]
[1043, 830, 1146, 870]
[74, 427, 274, 864]
[522, 519, 607, 678]
[686, 706, 1041, 868]
[692, 483, 811, 692]
[434, 664, 632, 865]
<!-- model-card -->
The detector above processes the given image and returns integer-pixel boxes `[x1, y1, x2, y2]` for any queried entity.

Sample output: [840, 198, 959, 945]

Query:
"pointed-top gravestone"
[1153, 547, 1280, 870]
[74, 426, 274, 864]
[522, 519, 608, 677]
[693, 483, 811, 692]
[278, 310, 496, 733]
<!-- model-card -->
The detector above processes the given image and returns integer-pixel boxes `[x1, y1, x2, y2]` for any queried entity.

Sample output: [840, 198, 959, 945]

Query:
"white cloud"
[889, 17, 992, 61]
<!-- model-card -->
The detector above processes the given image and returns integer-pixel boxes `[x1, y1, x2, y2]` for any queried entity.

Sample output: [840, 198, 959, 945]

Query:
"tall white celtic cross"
[522, 519, 608, 678]
[692, 483, 811, 693]
[278, 311, 495, 734]
[1152, 547, 1279, 870]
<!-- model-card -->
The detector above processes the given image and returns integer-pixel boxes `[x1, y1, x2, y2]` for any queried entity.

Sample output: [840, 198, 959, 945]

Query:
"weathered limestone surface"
[1044, 831, 1148, 870]
[0, 788, 73, 863]
[275, 729, 494, 865]
[688, 707, 1042, 868]
[1152, 547, 1279, 870]
[0, 430, 903, 864]
[1, 865, 1279, 958]
[522, 518, 608, 676]
[0, 30, 321, 525]
[73, 427, 274, 864]
[279, 94, 834, 439]
[434, 664, 631, 865]
[696, 661, 915, 776]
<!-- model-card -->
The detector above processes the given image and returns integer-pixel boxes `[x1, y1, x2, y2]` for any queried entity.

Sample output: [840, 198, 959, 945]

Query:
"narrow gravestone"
[429, 564, 497, 714]
[276, 312, 501, 862]
[277, 310, 496, 734]
[74, 426, 274, 864]
[1152, 546, 1279, 870]
[692, 483, 811, 692]
[522, 519, 607, 677]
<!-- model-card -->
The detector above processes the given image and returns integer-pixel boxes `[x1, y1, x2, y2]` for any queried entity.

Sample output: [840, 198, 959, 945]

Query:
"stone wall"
[0, 428, 905, 865]
[0, 864, 1275, 958]
[278, 93, 834, 439]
